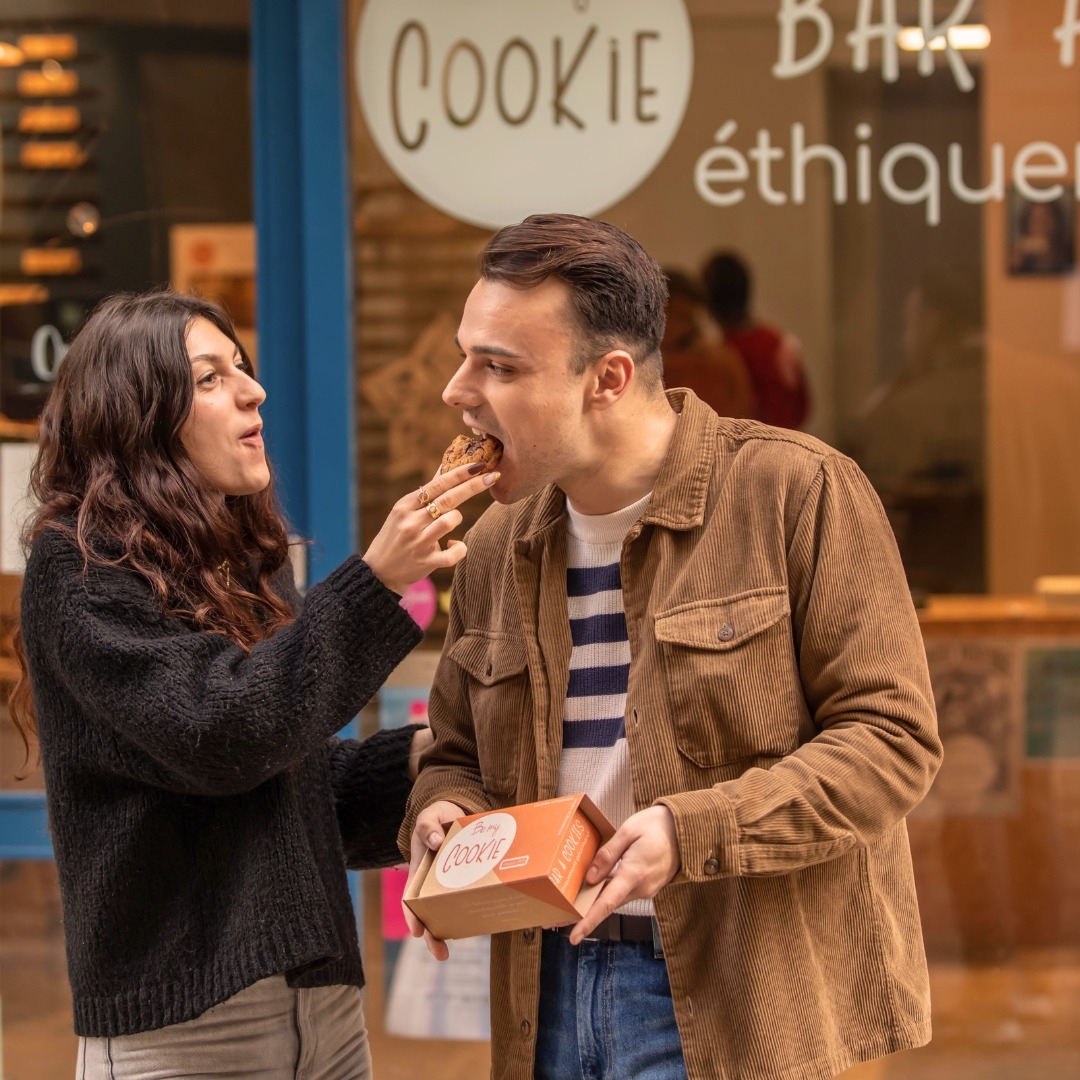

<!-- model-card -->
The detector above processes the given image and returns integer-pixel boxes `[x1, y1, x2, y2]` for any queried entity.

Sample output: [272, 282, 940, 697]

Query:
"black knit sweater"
[20, 525, 424, 1037]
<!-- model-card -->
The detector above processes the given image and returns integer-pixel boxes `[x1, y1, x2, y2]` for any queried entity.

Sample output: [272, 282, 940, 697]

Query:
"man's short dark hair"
[478, 214, 668, 384]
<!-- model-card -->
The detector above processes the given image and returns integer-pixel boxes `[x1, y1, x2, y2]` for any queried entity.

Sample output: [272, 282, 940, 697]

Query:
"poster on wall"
[0, 440, 37, 574]
[916, 637, 1024, 816]
[169, 223, 257, 364]
[1006, 187, 1076, 276]
[1025, 644, 1080, 759]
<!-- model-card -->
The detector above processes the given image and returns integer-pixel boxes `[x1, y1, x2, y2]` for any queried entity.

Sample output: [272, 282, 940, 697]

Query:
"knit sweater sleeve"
[22, 528, 423, 797]
[327, 726, 421, 869]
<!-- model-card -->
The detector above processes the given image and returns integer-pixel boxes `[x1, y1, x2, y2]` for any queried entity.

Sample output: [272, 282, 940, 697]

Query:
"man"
[701, 250, 811, 430]
[401, 214, 941, 1080]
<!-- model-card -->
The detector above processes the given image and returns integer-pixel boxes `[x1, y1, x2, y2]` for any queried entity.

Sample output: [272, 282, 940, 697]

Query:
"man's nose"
[442, 360, 476, 408]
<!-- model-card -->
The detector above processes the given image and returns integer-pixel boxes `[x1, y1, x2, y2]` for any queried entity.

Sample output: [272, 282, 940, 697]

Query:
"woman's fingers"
[424, 507, 464, 540]
[410, 471, 496, 539]
[418, 467, 499, 521]
[363, 467, 496, 594]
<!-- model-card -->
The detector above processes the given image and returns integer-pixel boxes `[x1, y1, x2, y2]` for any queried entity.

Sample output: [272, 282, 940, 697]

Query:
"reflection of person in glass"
[10, 291, 498, 1078]
[1009, 197, 1074, 275]
[660, 268, 755, 419]
[852, 268, 985, 593]
[856, 268, 983, 490]
[700, 251, 811, 429]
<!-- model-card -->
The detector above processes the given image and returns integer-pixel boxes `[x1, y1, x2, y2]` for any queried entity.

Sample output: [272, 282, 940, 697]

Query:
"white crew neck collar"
[565, 492, 653, 545]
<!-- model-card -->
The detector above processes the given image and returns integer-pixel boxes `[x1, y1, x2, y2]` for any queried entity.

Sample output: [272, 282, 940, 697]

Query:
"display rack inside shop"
[0, 26, 100, 423]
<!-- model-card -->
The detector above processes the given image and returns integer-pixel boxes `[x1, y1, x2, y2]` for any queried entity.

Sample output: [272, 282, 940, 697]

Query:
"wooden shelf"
[0, 416, 39, 441]
[919, 593, 1080, 634]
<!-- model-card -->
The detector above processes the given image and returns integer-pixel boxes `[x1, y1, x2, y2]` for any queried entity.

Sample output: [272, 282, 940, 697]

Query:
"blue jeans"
[534, 930, 688, 1080]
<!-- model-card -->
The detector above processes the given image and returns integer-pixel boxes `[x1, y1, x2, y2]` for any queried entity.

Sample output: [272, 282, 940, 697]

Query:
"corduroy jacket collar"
[512, 388, 718, 549]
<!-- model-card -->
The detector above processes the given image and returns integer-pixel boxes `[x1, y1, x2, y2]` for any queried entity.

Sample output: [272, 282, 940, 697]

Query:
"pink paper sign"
[381, 866, 411, 940]
[399, 577, 437, 629]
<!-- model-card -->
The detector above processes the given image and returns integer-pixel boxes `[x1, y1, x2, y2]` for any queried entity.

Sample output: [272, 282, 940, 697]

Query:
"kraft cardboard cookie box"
[403, 793, 615, 940]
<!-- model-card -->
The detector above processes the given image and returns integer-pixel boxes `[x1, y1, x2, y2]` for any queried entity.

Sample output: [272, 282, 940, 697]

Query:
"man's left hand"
[568, 805, 681, 945]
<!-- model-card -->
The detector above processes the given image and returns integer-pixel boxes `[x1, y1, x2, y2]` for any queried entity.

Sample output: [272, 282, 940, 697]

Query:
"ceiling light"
[898, 24, 991, 51]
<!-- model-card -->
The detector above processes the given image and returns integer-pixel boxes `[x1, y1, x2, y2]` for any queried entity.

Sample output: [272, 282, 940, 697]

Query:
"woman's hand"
[363, 462, 499, 596]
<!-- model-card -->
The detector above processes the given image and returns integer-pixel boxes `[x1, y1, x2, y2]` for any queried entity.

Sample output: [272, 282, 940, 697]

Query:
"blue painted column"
[251, 0, 364, 911]
[0, 793, 52, 859]
[252, 0, 355, 585]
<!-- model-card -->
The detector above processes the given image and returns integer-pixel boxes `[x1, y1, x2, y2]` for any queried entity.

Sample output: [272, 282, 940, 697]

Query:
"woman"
[8, 290, 497, 1078]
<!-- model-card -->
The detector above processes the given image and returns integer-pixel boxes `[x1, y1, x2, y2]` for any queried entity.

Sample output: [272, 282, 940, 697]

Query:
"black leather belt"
[554, 914, 656, 943]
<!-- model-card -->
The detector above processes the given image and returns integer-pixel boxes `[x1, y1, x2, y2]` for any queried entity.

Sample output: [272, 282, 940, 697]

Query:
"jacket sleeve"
[327, 725, 422, 869]
[397, 550, 494, 861]
[658, 454, 942, 881]
[24, 532, 423, 796]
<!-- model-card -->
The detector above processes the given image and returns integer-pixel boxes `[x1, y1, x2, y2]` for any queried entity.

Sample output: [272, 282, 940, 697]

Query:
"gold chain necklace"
[217, 560, 231, 588]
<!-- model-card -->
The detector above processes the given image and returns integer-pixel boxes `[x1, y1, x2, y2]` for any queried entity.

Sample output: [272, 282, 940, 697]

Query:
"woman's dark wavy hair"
[8, 290, 295, 767]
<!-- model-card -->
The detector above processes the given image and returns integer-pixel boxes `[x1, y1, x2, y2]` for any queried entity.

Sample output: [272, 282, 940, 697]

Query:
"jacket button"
[486, 661, 493, 677]
[523, 927, 536, 943]
[718, 624, 735, 642]
[703, 857, 720, 875]
[520, 1019, 532, 1038]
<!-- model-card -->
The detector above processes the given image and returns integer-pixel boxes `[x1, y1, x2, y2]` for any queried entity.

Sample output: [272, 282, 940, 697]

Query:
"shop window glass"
[350, 2, 1080, 1077]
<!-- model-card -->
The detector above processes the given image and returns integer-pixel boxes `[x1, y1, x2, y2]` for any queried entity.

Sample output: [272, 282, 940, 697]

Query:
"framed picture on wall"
[1006, 186, 1076, 276]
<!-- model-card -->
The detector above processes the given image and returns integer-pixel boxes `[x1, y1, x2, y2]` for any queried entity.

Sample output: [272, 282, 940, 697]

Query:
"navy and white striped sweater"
[557, 493, 652, 916]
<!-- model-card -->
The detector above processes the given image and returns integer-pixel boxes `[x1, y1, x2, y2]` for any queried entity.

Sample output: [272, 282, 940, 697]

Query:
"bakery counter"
[911, 594, 1080, 960]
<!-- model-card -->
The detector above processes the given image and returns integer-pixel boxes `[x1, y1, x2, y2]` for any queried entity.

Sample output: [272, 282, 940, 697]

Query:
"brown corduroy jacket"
[401, 390, 942, 1080]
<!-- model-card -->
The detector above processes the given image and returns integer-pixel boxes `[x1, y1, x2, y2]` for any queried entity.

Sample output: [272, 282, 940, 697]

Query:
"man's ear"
[589, 350, 634, 410]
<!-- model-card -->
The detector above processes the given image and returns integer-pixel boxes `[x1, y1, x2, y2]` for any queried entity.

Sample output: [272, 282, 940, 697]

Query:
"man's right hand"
[403, 799, 468, 961]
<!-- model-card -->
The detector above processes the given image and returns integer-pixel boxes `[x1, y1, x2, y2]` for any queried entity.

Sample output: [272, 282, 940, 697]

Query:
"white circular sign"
[434, 812, 518, 889]
[355, 0, 694, 229]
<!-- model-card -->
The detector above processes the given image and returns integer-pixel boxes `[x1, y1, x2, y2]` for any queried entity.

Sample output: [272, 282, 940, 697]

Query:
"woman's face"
[180, 316, 270, 497]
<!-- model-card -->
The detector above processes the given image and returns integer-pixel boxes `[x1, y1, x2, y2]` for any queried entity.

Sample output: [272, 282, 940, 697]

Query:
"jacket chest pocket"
[654, 588, 801, 768]
[446, 631, 530, 797]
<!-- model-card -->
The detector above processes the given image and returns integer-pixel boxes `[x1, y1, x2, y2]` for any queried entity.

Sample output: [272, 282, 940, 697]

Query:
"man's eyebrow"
[453, 335, 522, 360]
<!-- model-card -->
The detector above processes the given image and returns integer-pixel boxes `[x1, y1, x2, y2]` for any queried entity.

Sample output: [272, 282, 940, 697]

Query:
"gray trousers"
[76, 975, 372, 1080]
